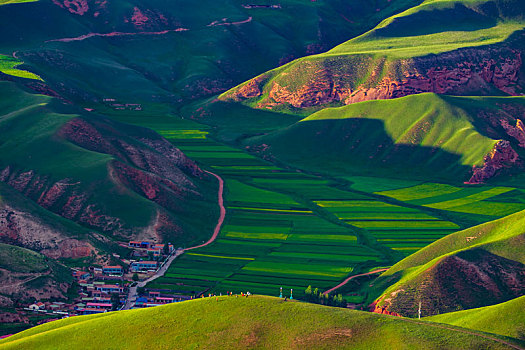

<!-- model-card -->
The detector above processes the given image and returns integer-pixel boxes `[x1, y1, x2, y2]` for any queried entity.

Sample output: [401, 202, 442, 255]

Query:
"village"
[19, 240, 187, 323]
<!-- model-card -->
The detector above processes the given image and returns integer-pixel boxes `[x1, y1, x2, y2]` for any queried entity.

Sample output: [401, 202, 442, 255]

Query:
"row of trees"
[304, 286, 345, 307]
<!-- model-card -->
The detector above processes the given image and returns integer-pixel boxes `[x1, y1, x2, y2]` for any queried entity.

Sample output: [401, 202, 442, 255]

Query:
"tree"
[304, 285, 312, 302]
[336, 294, 344, 307]
[132, 273, 139, 282]
[111, 293, 120, 311]
[163, 243, 170, 256]
[313, 287, 319, 303]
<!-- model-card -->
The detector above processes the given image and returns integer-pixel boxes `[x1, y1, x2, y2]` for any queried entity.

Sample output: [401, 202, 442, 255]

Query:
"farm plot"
[316, 200, 458, 256]
[144, 117, 513, 297]
[377, 183, 525, 218]
[153, 165, 384, 296]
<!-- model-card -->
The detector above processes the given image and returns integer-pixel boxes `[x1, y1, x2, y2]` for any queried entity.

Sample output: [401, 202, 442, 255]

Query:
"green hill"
[221, 0, 525, 111]
[0, 80, 218, 258]
[0, 243, 71, 308]
[426, 295, 525, 340]
[1, 296, 522, 349]
[370, 209, 525, 317]
[0, 0, 421, 108]
[240, 94, 525, 182]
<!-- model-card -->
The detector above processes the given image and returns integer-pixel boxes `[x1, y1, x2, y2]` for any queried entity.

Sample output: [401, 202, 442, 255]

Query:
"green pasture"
[0, 54, 42, 80]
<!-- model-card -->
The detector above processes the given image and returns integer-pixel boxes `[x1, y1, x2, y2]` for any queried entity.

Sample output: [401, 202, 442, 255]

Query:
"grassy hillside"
[370, 209, 525, 317]
[0, 80, 219, 251]
[0, 0, 423, 108]
[426, 295, 525, 340]
[1, 296, 522, 349]
[0, 243, 72, 305]
[241, 94, 525, 182]
[221, 0, 525, 111]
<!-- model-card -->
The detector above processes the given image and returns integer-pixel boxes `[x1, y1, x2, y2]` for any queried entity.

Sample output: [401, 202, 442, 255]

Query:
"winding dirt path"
[323, 268, 388, 295]
[184, 170, 225, 252]
[46, 16, 253, 43]
[122, 170, 225, 310]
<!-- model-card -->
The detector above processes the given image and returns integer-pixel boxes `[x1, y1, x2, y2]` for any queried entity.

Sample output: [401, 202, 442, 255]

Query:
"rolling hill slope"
[0, 296, 523, 349]
[222, 0, 525, 110]
[370, 208, 525, 317]
[240, 93, 525, 182]
[0, 80, 219, 260]
[426, 295, 525, 340]
[0, 0, 423, 107]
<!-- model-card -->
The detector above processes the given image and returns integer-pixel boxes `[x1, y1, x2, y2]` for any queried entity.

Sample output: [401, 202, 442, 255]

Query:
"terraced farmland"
[377, 184, 525, 219]
[111, 114, 525, 301]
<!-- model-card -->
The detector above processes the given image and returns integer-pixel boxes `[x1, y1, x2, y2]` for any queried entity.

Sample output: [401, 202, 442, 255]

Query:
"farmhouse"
[131, 261, 158, 272]
[129, 241, 151, 249]
[86, 302, 112, 310]
[102, 265, 123, 275]
[28, 302, 45, 311]
[72, 270, 90, 281]
[95, 284, 124, 294]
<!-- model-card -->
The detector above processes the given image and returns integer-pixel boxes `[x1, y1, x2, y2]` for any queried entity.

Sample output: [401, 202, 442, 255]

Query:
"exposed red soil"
[323, 268, 389, 295]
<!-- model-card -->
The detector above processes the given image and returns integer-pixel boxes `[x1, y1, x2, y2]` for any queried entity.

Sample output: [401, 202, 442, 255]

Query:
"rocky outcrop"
[227, 44, 524, 109]
[375, 249, 525, 317]
[0, 203, 93, 259]
[468, 140, 522, 184]
[232, 76, 266, 100]
[501, 118, 525, 148]
[0, 115, 215, 242]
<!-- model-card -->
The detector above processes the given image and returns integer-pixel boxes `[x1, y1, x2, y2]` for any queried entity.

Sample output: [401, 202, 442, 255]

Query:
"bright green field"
[0, 54, 41, 80]
[1, 296, 520, 350]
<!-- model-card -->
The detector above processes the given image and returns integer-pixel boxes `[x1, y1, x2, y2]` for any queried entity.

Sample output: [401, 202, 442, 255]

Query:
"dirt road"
[122, 170, 225, 310]
[323, 268, 389, 295]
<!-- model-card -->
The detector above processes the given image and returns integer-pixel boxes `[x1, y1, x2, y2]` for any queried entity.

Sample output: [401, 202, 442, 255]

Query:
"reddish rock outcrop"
[41, 239, 94, 259]
[233, 76, 266, 100]
[131, 7, 149, 27]
[227, 44, 524, 109]
[501, 118, 525, 148]
[0, 115, 215, 243]
[374, 249, 525, 317]
[52, 0, 89, 15]
[468, 140, 522, 184]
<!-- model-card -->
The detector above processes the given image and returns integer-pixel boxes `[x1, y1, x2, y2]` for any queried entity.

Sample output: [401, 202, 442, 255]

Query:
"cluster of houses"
[102, 98, 142, 111]
[25, 239, 180, 317]
[242, 4, 281, 9]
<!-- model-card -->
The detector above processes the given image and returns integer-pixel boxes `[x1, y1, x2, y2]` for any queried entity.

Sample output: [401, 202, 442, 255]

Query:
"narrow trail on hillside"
[323, 268, 388, 295]
[46, 16, 252, 43]
[184, 170, 225, 251]
[122, 170, 225, 310]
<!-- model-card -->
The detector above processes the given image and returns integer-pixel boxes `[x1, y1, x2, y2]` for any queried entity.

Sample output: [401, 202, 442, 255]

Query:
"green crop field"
[0, 55, 41, 80]
[135, 108, 525, 297]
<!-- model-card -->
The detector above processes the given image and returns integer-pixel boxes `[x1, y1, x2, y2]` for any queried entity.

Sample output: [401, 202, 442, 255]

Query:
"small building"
[155, 297, 175, 304]
[86, 302, 112, 310]
[129, 241, 152, 249]
[102, 265, 123, 275]
[72, 270, 90, 280]
[28, 302, 45, 311]
[131, 261, 158, 272]
[147, 248, 162, 258]
[95, 284, 124, 294]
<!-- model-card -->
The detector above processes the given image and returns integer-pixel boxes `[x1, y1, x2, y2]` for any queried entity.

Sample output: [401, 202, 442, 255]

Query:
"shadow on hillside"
[252, 118, 477, 182]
